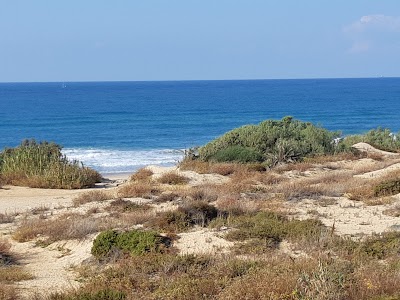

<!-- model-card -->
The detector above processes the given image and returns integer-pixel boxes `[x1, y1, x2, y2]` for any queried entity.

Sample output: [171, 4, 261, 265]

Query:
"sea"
[0, 78, 399, 174]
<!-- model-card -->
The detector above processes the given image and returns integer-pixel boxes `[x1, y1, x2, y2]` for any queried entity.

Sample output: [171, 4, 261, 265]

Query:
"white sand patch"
[12, 237, 94, 299]
[291, 197, 400, 237]
[146, 165, 229, 186]
[175, 229, 233, 255]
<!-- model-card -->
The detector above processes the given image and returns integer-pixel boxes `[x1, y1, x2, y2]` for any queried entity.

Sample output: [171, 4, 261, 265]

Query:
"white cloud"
[344, 14, 400, 33]
[344, 15, 400, 54]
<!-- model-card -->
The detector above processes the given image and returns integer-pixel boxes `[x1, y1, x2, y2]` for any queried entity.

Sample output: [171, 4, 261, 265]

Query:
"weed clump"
[73, 190, 112, 206]
[91, 229, 166, 258]
[0, 139, 102, 189]
[157, 172, 190, 185]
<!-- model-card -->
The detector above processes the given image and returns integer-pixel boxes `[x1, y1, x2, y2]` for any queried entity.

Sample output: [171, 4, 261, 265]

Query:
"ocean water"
[1, 78, 399, 173]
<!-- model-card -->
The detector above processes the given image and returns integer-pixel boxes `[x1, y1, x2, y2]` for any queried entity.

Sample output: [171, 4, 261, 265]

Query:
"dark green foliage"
[91, 229, 164, 258]
[225, 211, 325, 245]
[149, 201, 218, 232]
[357, 232, 400, 259]
[374, 179, 400, 197]
[199, 117, 340, 166]
[211, 146, 263, 163]
[0, 139, 102, 189]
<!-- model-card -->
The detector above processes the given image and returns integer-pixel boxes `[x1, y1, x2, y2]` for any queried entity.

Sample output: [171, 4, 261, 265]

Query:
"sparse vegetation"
[0, 140, 102, 189]
[73, 190, 113, 206]
[91, 229, 167, 259]
[3, 125, 400, 298]
[157, 171, 190, 185]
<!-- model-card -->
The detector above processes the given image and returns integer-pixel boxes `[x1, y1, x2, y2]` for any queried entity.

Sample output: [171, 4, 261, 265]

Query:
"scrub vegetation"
[3, 120, 400, 299]
[0, 139, 102, 189]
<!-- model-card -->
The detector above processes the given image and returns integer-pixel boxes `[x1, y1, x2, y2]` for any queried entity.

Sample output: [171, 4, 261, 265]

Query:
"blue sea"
[1, 78, 399, 174]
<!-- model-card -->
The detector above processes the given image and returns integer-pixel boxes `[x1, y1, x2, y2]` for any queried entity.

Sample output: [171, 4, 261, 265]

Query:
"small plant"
[357, 232, 400, 259]
[157, 172, 190, 185]
[118, 182, 159, 198]
[374, 179, 400, 197]
[73, 190, 112, 206]
[130, 168, 153, 182]
[91, 229, 166, 258]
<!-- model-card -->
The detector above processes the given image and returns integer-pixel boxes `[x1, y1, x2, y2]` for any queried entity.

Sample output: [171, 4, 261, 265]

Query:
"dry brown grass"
[13, 213, 114, 243]
[118, 182, 160, 198]
[0, 267, 33, 283]
[383, 204, 400, 217]
[0, 214, 15, 224]
[157, 172, 190, 185]
[73, 190, 113, 206]
[130, 168, 153, 182]
[274, 162, 314, 173]
[0, 283, 17, 300]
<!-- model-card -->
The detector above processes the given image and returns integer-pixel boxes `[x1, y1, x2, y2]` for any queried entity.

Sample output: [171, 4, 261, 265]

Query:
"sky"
[0, 0, 399, 82]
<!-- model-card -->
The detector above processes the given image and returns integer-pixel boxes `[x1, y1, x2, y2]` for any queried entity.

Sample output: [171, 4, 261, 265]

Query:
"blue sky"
[1, 0, 399, 82]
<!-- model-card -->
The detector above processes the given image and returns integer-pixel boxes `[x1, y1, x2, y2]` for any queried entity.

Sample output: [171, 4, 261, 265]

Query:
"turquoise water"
[1, 78, 399, 173]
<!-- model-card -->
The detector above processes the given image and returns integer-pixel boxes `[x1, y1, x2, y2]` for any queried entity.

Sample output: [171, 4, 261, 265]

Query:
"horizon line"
[0, 75, 398, 84]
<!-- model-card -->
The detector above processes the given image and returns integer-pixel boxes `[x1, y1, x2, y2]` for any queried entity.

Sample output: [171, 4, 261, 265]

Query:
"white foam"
[63, 148, 185, 174]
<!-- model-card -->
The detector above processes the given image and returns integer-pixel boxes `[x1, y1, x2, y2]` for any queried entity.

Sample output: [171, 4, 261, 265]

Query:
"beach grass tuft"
[0, 139, 102, 189]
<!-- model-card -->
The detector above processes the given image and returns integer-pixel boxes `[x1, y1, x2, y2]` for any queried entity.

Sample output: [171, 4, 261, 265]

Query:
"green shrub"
[211, 146, 263, 163]
[198, 116, 340, 166]
[0, 139, 102, 189]
[225, 212, 325, 245]
[341, 127, 400, 152]
[357, 232, 400, 259]
[374, 179, 400, 197]
[91, 229, 165, 258]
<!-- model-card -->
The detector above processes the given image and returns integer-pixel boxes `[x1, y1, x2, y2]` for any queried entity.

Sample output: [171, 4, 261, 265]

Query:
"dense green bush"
[198, 116, 340, 166]
[211, 145, 263, 163]
[0, 139, 101, 189]
[340, 127, 400, 152]
[91, 229, 164, 258]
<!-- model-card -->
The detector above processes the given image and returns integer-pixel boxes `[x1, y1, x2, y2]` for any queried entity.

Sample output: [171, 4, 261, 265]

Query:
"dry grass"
[73, 190, 113, 206]
[13, 213, 114, 243]
[0, 267, 33, 283]
[0, 283, 17, 300]
[130, 168, 153, 182]
[383, 204, 400, 217]
[118, 182, 160, 198]
[0, 214, 15, 224]
[157, 172, 190, 185]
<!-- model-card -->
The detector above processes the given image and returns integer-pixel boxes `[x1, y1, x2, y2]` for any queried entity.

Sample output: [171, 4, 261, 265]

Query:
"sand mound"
[352, 142, 399, 157]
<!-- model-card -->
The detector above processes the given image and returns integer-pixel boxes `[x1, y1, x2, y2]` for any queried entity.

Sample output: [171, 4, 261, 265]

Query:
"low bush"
[374, 179, 400, 197]
[91, 229, 166, 258]
[224, 212, 325, 246]
[130, 168, 153, 182]
[73, 190, 113, 206]
[157, 172, 190, 185]
[357, 232, 400, 260]
[13, 213, 112, 243]
[0, 140, 102, 189]
[117, 182, 159, 198]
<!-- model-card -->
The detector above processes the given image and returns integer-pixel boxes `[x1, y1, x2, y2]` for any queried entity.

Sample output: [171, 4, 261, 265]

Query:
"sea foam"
[63, 148, 185, 174]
